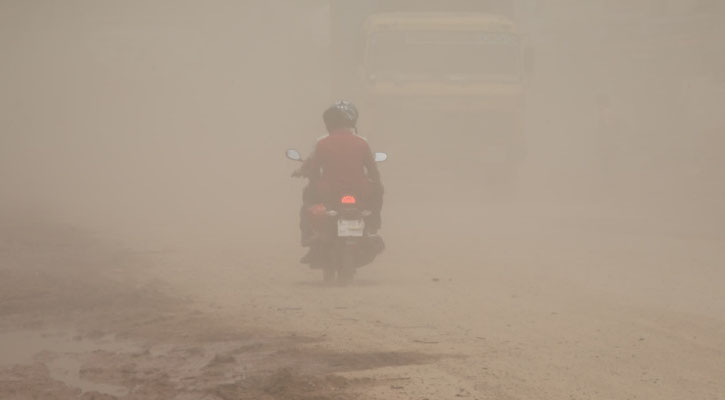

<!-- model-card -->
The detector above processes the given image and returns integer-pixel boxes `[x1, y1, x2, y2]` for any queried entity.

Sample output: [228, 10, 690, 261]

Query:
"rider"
[293, 101, 383, 263]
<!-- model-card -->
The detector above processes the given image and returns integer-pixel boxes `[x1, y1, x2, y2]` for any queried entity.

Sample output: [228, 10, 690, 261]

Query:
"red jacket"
[302, 129, 380, 200]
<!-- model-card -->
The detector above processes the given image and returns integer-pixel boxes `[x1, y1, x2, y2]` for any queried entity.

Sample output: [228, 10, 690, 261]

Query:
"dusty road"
[3, 199, 724, 399]
[150, 199, 725, 400]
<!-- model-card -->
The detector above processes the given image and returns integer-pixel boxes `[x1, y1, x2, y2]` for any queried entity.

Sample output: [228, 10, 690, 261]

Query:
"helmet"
[323, 100, 359, 132]
[334, 100, 358, 125]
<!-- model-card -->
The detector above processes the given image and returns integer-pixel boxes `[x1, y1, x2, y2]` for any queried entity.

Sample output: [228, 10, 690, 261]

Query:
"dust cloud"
[1, 1, 724, 399]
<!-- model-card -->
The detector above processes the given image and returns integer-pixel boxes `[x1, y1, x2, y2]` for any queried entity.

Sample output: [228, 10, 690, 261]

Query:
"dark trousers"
[299, 184, 318, 245]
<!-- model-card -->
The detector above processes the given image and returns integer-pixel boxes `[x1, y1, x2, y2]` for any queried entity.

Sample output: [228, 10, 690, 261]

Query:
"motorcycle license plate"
[338, 219, 365, 237]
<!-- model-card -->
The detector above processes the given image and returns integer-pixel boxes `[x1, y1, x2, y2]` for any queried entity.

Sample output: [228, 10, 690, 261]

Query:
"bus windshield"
[367, 31, 521, 79]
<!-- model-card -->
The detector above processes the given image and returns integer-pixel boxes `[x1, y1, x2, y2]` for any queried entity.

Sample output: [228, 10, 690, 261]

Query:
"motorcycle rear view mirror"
[286, 149, 302, 161]
[374, 152, 388, 162]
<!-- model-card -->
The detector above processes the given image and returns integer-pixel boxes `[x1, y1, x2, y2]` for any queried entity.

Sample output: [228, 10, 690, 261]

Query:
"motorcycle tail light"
[341, 195, 356, 205]
[309, 204, 327, 217]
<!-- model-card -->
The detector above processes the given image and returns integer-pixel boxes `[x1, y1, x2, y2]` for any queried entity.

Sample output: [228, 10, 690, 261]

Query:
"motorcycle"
[286, 149, 387, 284]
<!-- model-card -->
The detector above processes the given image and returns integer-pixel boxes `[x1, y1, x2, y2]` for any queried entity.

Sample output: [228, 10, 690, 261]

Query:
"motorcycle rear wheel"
[337, 246, 356, 285]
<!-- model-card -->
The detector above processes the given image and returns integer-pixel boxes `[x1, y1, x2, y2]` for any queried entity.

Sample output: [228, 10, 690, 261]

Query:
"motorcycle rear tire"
[337, 247, 356, 285]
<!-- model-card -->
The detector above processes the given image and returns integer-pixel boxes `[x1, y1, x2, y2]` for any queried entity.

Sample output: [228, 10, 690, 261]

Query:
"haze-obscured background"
[1, 1, 328, 239]
[2, 0, 723, 240]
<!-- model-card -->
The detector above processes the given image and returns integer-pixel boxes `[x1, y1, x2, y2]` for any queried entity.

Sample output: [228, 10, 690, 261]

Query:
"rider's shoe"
[301, 231, 320, 248]
[300, 246, 320, 264]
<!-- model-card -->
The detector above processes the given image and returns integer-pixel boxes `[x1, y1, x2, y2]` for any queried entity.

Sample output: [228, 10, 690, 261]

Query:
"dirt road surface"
[2, 199, 724, 399]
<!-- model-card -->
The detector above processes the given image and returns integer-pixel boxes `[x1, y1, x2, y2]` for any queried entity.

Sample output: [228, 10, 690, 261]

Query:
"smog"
[1, 1, 723, 398]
